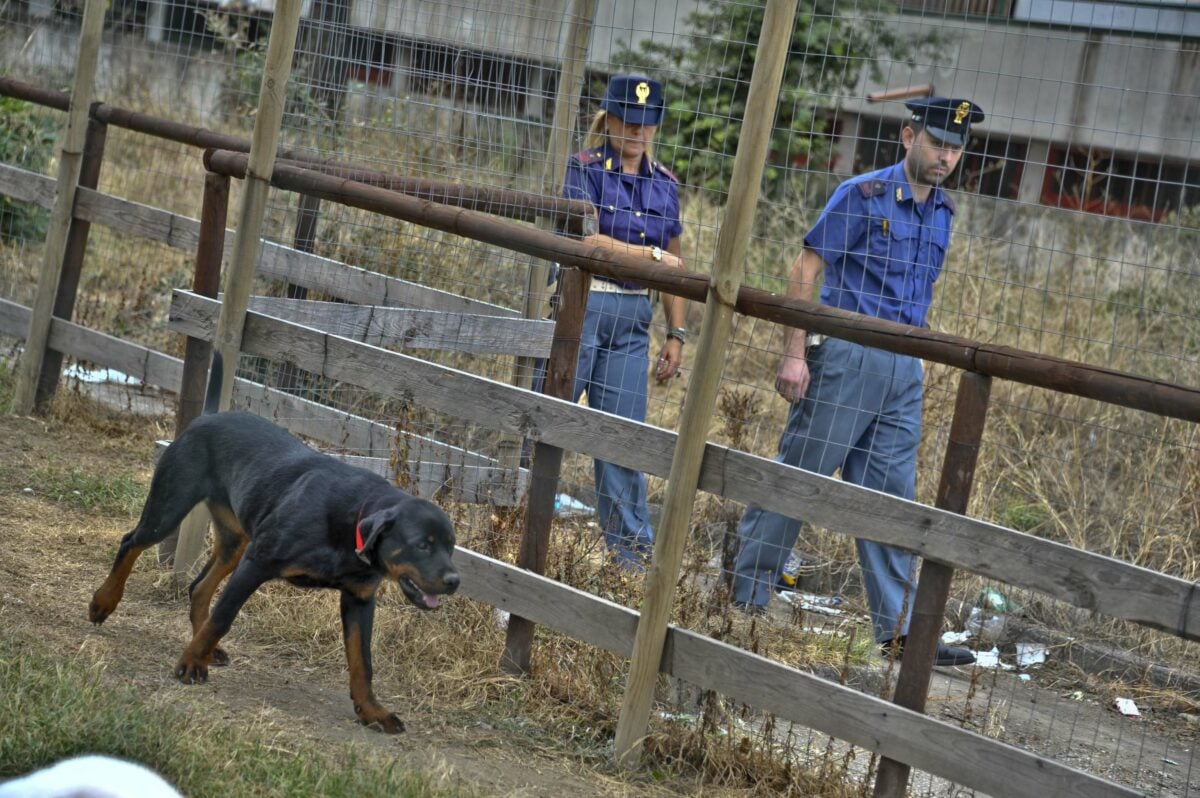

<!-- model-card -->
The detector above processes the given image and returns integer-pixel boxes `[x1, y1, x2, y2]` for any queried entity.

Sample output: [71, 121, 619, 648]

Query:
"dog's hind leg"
[89, 450, 210, 625]
[176, 555, 271, 684]
[340, 591, 404, 733]
[186, 507, 247, 667]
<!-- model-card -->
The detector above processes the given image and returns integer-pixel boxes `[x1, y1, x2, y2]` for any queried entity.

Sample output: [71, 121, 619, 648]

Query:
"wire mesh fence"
[1, 0, 1198, 795]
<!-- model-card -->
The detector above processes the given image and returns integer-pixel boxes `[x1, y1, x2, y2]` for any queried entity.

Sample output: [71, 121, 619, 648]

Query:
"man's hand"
[654, 337, 683, 383]
[774, 354, 810, 403]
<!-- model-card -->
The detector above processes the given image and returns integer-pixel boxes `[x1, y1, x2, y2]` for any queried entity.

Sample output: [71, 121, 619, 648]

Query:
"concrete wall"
[841, 18, 1200, 163]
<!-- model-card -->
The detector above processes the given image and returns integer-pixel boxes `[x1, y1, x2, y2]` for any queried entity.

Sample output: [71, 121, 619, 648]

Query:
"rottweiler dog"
[88, 352, 459, 733]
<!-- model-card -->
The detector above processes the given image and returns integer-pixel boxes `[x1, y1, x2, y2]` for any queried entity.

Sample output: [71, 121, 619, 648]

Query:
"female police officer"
[562, 74, 688, 566]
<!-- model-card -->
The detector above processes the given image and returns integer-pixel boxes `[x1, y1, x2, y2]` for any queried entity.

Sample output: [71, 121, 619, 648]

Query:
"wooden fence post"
[172, 0, 305, 581]
[500, 267, 590, 674]
[34, 112, 108, 409]
[873, 370, 992, 798]
[159, 172, 229, 567]
[11, 0, 105, 414]
[613, 0, 799, 767]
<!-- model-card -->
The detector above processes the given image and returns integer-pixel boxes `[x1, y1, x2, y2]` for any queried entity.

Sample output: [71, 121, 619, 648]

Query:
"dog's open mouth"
[399, 576, 441, 609]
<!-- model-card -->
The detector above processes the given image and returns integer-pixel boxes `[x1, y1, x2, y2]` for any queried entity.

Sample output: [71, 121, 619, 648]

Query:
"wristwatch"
[651, 246, 663, 262]
[667, 326, 687, 344]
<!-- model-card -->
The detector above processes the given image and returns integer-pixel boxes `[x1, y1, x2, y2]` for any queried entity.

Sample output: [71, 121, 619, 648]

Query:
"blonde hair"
[584, 110, 656, 161]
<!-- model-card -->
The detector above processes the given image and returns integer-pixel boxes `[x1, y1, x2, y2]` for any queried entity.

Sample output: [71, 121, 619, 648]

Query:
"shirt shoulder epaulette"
[571, 147, 604, 166]
[653, 160, 679, 183]
[856, 179, 889, 198]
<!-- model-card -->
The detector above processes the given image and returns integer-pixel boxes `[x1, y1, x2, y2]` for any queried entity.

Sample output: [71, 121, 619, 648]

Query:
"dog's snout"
[443, 572, 460, 594]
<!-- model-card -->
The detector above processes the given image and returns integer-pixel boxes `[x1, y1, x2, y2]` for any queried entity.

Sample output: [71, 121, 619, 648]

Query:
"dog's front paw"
[88, 592, 117, 625]
[174, 655, 210, 684]
[357, 707, 405, 734]
[210, 647, 230, 667]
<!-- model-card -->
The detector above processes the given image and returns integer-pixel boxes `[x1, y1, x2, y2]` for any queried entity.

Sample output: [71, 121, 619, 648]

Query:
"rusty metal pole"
[873, 370, 992, 798]
[501, 267, 590, 674]
[158, 172, 229, 566]
[34, 112, 108, 409]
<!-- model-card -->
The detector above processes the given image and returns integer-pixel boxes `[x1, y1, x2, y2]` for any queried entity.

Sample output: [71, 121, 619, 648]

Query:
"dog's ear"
[355, 515, 389, 565]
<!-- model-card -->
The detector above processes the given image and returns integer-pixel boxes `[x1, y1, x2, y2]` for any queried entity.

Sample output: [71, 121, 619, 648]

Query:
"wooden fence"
[3, 79, 1198, 797]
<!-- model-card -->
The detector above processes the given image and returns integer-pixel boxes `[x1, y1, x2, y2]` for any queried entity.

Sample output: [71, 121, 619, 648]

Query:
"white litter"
[973, 646, 1014, 670]
[965, 606, 1009, 643]
[64, 364, 142, 385]
[941, 629, 972, 646]
[776, 590, 844, 616]
[554, 493, 594, 518]
[1015, 642, 1048, 669]
[1114, 697, 1142, 718]
[493, 608, 510, 629]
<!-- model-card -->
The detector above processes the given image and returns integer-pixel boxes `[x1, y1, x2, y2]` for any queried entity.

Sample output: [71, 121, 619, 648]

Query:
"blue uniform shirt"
[803, 161, 955, 328]
[563, 142, 683, 252]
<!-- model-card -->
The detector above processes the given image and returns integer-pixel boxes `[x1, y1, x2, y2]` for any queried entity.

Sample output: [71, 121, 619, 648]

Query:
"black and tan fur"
[88, 353, 459, 733]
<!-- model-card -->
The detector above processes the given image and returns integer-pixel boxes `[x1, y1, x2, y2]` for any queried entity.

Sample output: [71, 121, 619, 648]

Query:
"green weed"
[0, 637, 472, 798]
[25, 466, 147, 517]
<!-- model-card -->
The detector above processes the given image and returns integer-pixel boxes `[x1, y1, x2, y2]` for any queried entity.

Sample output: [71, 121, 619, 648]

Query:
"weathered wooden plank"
[75, 186, 202, 252]
[47, 312, 184, 392]
[167, 290, 1200, 643]
[0, 165, 519, 319]
[226, 386, 524, 506]
[333, 454, 520, 506]
[2, 296, 524, 505]
[246, 296, 552, 356]
[253, 243, 519, 317]
[455, 548, 1142, 798]
[0, 163, 57, 207]
[0, 297, 33, 338]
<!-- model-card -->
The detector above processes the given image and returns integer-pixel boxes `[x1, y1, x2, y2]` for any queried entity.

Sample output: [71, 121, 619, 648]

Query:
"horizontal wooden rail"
[200, 150, 1200, 424]
[0, 76, 597, 235]
[245, 296, 553, 357]
[167, 291, 1200, 644]
[457, 548, 1142, 798]
[0, 162, 519, 318]
[0, 297, 523, 505]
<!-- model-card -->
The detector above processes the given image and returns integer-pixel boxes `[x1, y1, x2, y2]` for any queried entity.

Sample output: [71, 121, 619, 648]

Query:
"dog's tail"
[203, 350, 224, 415]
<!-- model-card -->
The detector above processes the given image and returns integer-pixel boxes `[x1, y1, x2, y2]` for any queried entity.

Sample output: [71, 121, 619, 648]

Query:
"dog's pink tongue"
[423, 593, 441, 609]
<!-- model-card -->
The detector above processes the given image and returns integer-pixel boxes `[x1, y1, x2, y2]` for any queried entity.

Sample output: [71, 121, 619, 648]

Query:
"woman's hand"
[654, 337, 683, 383]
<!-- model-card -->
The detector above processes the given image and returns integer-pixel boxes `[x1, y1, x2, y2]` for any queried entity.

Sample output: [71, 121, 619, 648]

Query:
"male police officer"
[731, 98, 984, 666]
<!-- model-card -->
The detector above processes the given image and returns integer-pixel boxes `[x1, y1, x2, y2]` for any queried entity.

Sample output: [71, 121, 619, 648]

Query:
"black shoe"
[880, 636, 976, 667]
[732, 601, 767, 617]
[933, 643, 976, 667]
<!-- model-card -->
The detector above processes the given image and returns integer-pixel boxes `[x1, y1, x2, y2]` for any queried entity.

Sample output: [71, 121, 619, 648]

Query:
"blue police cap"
[904, 97, 985, 148]
[601, 74, 665, 126]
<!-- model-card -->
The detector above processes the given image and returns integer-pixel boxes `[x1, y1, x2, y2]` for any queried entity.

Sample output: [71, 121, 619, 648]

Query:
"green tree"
[0, 97, 56, 242]
[613, 0, 939, 196]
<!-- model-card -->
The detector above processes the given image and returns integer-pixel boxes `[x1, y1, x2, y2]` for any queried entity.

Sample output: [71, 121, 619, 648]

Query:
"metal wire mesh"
[1, 0, 1197, 795]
